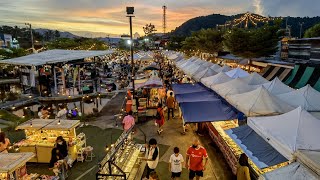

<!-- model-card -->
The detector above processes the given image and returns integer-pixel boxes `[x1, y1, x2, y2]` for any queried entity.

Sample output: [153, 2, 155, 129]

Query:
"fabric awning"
[180, 100, 237, 123]
[226, 125, 287, 169]
[172, 83, 207, 95]
[0, 49, 114, 66]
[175, 91, 218, 103]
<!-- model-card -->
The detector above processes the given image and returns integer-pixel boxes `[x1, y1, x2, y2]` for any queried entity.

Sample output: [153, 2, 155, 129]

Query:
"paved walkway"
[133, 110, 234, 180]
[89, 94, 234, 180]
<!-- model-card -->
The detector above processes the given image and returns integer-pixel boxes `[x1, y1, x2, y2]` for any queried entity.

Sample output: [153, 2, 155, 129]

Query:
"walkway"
[133, 110, 234, 180]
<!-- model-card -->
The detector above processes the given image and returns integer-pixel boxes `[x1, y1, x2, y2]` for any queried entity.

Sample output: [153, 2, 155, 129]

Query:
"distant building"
[134, 32, 140, 39]
[121, 34, 130, 40]
[287, 37, 320, 63]
[0, 34, 13, 48]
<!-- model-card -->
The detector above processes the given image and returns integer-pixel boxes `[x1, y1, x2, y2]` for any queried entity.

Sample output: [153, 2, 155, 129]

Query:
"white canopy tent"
[248, 107, 320, 160]
[253, 77, 294, 95]
[190, 65, 208, 77]
[201, 72, 233, 88]
[296, 150, 320, 176]
[215, 65, 231, 73]
[260, 162, 319, 180]
[210, 64, 221, 71]
[225, 67, 250, 78]
[193, 67, 218, 82]
[277, 84, 320, 111]
[240, 72, 269, 85]
[212, 78, 255, 98]
[227, 86, 294, 116]
[0, 49, 114, 66]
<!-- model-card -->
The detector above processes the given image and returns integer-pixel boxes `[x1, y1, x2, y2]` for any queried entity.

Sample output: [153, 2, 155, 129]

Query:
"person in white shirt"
[169, 147, 184, 180]
[141, 138, 159, 179]
[56, 105, 67, 119]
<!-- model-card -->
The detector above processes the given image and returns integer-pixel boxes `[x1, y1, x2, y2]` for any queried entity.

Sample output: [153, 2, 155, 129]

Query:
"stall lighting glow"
[58, 119, 61, 125]
[68, 95, 71, 98]
[12, 106, 16, 110]
[24, 107, 28, 109]
[28, 95, 32, 98]
[22, 115, 25, 118]
[127, 40, 132, 45]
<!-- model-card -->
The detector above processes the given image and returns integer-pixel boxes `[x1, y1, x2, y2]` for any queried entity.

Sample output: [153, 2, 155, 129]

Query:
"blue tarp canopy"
[172, 83, 207, 95]
[175, 91, 218, 103]
[180, 100, 237, 123]
[226, 125, 287, 169]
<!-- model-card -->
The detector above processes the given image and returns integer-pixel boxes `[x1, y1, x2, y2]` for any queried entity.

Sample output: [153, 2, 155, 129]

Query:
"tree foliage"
[46, 38, 108, 50]
[166, 36, 186, 50]
[0, 48, 28, 59]
[181, 29, 224, 54]
[143, 23, 157, 36]
[223, 24, 280, 58]
[304, 23, 320, 38]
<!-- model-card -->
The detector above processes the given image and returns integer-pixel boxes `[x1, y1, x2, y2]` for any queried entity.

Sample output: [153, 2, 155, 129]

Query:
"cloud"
[0, 0, 318, 36]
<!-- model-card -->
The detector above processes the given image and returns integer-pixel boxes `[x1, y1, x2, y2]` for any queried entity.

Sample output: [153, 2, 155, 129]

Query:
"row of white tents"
[168, 53, 320, 179]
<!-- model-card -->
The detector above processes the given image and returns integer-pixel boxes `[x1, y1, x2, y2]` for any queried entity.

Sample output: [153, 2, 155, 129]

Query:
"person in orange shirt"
[166, 92, 175, 120]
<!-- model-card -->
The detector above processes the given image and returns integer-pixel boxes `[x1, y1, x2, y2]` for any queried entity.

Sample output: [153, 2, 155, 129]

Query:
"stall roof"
[175, 91, 218, 103]
[215, 65, 232, 73]
[248, 107, 320, 160]
[261, 162, 319, 180]
[0, 153, 34, 173]
[240, 72, 269, 85]
[226, 125, 287, 169]
[201, 72, 233, 88]
[225, 67, 250, 78]
[16, 119, 80, 131]
[297, 150, 320, 176]
[180, 100, 237, 123]
[0, 49, 114, 66]
[227, 86, 294, 116]
[212, 78, 255, 98]
[172, 83, 207, 95]
[254, 77, 294, 95]
[277, 84, 320, 111]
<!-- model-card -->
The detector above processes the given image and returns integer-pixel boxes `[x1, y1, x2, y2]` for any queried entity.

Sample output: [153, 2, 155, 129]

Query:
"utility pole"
[299, 22, 304, 38]
[126, 7, 135, 99]
[25, 23, 34, 52]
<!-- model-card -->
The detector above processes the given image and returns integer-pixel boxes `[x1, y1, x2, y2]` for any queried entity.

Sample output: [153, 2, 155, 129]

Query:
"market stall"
[96, 127, 146, 180]
[15, 119, 86, 163]
[0, 152, 57, 180]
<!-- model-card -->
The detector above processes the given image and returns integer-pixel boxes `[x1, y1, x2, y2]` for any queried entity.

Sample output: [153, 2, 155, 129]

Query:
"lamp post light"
[126, 7, 135, 99]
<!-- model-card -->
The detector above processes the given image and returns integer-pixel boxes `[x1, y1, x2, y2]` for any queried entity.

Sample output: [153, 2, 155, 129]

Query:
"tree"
[181, 29, 224, 54]
[54, 30, 60, 39]
[143, 23, 157, 36]
[223, 24, 280, 59]
[304, 23, 320, 38]
[166, 36, 186, 50]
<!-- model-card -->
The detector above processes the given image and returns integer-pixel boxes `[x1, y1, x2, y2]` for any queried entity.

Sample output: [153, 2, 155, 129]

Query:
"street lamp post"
[126, 7, 135, 99]
[299, 22, 304, 39]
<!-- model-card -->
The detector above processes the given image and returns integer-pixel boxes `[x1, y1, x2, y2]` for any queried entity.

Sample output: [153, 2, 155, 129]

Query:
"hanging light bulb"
[58, 119, 61, 125]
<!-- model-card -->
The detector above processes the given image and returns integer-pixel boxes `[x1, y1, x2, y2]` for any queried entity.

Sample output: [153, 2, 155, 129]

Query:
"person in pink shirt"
[122, 111, 135, 132]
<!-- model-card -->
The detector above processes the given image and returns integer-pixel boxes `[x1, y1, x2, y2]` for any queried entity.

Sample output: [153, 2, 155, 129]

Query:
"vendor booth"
[0, 152, 47, 180]
[15, 119, 86, 163]
[96, 127, 146, 180]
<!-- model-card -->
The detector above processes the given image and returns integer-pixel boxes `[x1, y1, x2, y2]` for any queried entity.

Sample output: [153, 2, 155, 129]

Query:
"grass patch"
[26, 126, 123, 180]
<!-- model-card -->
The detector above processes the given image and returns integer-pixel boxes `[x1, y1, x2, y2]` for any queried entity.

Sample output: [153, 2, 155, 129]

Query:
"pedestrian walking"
[141, 138, 160, 179]
[169, 147, 184, 180]
[185, 138, 208, 180]
[149, 171, 159, 180]
[155, 103, 165, 135]
[122, 111, 135, 132]
[166, 92, 175, 120]
[237, 153, 251, 180]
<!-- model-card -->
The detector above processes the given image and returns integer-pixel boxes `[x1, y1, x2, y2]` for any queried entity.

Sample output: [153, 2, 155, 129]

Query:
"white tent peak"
[248, 106, 320, 160]
[215, 65, 231, 73]
[256, 77, 294, 95]
[241, 72, 269, 85]
[210, 64, 221, 71]
[227, 86, 294, 116]
[200, 72, 233, 88]
[212, 78, 255, 97]
[277, 84, 320, 111]
[225, 67, 250, 78]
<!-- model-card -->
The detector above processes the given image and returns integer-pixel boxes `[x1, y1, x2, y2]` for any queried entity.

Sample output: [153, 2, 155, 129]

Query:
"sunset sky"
[0, 0, 319, 37]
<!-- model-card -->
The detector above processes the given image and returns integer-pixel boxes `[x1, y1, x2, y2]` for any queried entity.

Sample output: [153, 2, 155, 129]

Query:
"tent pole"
[38, 66, 42, 96]
[53, 64, 57, 95]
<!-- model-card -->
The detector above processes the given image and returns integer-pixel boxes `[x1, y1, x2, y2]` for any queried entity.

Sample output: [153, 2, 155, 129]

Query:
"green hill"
[171, 13, 320, 38]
